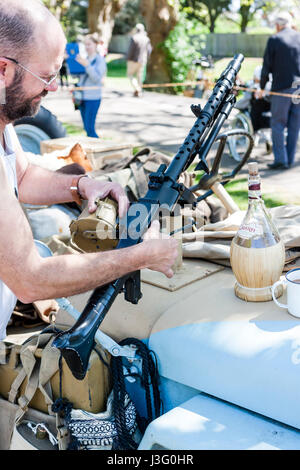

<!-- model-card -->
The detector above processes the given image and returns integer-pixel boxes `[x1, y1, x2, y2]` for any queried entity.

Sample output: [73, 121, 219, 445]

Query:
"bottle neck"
[248, 175, 262, 202]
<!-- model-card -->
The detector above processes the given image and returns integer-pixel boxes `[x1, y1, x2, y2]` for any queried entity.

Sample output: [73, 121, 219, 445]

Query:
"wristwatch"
[70, 175, 89, 205]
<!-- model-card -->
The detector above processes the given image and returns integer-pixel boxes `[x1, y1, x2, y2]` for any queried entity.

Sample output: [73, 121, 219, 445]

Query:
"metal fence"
[109, 33, 270, 58]
[204, 33, 269, 58]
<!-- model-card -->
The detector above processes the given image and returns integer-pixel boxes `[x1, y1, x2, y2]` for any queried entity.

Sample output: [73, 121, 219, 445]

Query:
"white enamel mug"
[272, 268, 300, 318]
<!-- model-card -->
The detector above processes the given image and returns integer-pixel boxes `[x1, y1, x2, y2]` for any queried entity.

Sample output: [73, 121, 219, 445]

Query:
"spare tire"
[14, 106, 67, 154]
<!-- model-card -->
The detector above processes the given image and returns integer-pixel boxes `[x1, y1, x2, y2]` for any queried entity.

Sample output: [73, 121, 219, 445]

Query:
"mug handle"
[271, 279, 287, 309]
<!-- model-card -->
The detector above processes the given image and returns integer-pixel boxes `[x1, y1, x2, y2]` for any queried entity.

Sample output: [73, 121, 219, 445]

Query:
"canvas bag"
[0, 327, 111, 450]
[0, 331, 64, 449]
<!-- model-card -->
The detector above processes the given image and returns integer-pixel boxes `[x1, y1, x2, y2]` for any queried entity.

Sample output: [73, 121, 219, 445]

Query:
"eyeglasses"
[3, 56, 58, 87]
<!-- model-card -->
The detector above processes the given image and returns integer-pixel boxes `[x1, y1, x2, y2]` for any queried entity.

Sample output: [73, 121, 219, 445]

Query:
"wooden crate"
[40, 136, 133, 170]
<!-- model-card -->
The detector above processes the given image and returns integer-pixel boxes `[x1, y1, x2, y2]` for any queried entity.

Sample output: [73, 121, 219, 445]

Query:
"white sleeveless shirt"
[0, 124, 19, 340]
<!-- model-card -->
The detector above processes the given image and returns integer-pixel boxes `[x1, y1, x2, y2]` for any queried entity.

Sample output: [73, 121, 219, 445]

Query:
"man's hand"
[141, 220, 179, 278]
[79, 178, 129, 218]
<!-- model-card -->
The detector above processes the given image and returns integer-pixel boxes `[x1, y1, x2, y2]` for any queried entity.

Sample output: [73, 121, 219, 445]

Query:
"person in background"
[126, 23, 152, 98]
[98, 38, 108, 58]
[75, 33, 107, 138]
[59, 57, 69, 88]
[250, 65, 272, 134]
[260, 12, 300, 170]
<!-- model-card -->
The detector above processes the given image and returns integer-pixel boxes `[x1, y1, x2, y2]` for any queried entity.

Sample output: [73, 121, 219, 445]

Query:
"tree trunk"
[240, 5, 251, 32]
[140, 0, 179, 84]
[208, 11, 217, 33]
[88, 0, 127, 47]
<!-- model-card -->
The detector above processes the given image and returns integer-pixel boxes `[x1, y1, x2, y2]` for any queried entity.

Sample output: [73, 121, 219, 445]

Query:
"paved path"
[44, 86, 300, 204]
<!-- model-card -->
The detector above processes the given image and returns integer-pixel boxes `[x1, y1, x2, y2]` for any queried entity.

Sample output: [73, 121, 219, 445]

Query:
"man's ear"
[0, 58, 8, 78]
[0, 58, 14, 87]
[0, 60, 7, 104]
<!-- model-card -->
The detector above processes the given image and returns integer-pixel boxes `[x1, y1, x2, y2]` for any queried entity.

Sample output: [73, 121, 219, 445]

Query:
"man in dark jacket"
[126, 23, 152, 97]
[260, 12, 300, 170]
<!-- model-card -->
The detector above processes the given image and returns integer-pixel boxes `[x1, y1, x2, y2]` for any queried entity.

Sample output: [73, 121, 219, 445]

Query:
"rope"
[110, 337, 162, 450]
[142, 82, 299, 98]
[234, 85, 299, 99]
[66, 82, 299, 99]
[142, 80, 208, 89]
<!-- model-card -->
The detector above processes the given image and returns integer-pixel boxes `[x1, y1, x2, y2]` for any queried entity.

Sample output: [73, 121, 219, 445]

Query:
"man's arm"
[13, 126, 73, 206]
[4, 129, 178, 303]
[0, 160, 178, 303]
[260, 37, 274, 90]
[13, 130, 128, 215]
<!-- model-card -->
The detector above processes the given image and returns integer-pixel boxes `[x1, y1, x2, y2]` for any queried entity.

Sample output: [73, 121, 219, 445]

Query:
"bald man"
[0, 0, 178, 340]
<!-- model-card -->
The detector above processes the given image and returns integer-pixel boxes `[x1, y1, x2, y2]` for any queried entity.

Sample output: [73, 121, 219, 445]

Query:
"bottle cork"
[248, 162, 258, 175]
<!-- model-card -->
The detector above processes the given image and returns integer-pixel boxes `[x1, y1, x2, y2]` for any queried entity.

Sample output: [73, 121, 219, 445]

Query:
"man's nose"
[45, 79, 58, 92]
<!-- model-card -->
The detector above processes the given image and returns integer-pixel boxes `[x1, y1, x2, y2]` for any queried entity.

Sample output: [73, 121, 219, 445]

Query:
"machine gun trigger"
[172, 181, 198, 206]
[123, 271, 143, 304]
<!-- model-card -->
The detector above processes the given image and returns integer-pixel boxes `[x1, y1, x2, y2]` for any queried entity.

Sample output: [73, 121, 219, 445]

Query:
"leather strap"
[70, 175, 88, 206]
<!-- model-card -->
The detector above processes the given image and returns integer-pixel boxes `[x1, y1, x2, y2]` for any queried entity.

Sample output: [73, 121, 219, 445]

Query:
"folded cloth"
[182, 205, 300, 271]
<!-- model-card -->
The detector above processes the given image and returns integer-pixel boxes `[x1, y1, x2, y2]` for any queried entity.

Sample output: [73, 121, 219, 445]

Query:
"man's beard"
[1, 69, 48, 122]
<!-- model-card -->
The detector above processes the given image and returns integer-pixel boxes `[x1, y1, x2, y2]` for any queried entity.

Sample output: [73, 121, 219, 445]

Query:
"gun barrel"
[52, 55, 245, 380]
[166, 54, 244, 179]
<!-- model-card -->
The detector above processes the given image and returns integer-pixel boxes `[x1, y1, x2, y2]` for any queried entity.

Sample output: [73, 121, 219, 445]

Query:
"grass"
[199, 57, 262, 88]
[105, 54, 131, 90]
[106, 55, 127, 78]
[224, 178, 286, 210]
[192, 168, 286, 210]
[63, 122, 85, 136]
[212, 57, 262, 83]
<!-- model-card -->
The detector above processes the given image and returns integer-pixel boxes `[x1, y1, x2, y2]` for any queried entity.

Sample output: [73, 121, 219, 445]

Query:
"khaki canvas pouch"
[0, 396, 19, 449]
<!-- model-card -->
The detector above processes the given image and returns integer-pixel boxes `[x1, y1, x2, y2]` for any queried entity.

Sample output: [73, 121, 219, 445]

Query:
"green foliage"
[113, 0, 143, 35]
[162, 13, 205, 91]
[63, 3, 88, 42]
[180, 0, 232, 32]
[42, 0, 88, 42]
[238, 0, 272, 32]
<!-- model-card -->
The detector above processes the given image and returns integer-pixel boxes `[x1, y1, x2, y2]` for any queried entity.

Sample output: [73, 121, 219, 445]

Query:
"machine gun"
[52, 54, 254, 380]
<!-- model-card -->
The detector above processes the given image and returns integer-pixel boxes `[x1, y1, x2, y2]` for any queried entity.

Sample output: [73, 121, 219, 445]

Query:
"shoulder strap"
[7, 330, 60, 423]
[81, 57, 98, 85]
[15, 332, 56, 423]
